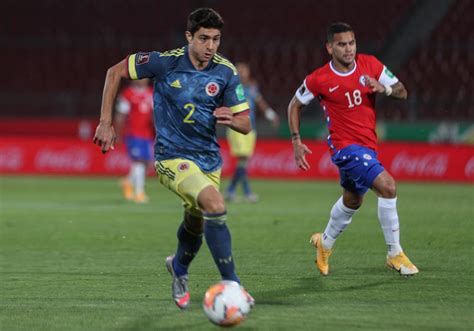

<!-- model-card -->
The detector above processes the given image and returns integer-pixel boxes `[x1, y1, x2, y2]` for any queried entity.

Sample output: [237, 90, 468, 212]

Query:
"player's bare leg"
[372, 171, 418, 276]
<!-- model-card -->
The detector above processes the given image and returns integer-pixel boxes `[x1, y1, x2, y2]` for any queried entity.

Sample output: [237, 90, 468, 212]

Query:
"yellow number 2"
[183, 103, 195, 123]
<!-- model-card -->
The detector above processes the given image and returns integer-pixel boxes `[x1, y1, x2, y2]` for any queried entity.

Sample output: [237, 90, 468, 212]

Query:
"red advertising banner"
[1, 137, 473, 183]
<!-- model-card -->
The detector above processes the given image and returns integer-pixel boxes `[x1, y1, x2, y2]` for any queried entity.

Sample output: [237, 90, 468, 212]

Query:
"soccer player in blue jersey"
[225, 62, 279, 203]
[93, 8, 254, 309]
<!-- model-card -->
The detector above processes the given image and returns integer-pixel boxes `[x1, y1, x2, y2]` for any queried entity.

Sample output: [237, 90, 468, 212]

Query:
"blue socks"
[203, 211, 240, 283]
[173, 222, 203, 277]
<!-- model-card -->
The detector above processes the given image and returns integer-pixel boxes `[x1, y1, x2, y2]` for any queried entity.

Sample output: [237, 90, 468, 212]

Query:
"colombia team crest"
[206, 82, 220, 96]
[177, 162, 190, 172]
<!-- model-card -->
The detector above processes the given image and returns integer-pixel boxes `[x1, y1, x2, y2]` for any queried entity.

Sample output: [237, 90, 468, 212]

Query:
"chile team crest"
[206, 82, 220, 96]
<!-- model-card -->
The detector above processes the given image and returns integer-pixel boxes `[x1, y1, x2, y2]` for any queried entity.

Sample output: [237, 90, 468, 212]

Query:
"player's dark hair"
[327, 22, 354, 42]
[187, 8, 224, 35]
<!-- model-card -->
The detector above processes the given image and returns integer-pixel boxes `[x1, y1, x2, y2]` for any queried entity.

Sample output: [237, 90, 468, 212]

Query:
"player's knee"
[382, 183, 397, 198]
[342, 194, 363, 210]
[202, 200, 226, 214]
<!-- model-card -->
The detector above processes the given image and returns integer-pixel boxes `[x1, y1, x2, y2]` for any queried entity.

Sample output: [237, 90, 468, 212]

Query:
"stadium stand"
[0, 0, 471, 122]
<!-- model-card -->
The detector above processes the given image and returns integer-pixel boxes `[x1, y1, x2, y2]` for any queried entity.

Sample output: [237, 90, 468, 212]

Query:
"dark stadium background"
[1, 0, 473, 179]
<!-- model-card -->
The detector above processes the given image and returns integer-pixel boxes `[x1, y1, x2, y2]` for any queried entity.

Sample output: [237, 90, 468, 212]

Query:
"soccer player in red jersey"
[115, 79, 154, 203]
[288, 22, 418, 276]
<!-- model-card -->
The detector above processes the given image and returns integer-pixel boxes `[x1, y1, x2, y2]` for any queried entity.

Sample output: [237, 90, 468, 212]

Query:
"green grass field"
[1, 176, 473, 330]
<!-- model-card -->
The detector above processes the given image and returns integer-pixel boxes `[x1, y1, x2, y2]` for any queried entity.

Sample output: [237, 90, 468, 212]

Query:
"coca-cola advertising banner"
[1, 137, 473, 183]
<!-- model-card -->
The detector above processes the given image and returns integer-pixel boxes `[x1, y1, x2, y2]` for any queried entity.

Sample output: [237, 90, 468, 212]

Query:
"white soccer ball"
[202, 281, 252, 327]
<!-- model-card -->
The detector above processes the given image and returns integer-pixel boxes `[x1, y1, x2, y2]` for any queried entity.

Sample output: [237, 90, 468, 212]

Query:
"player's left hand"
[214, 107, 233, 126]
[93, 123, 116, 154]
[293, 141, 312, 171]
[363, 75, 384, 93]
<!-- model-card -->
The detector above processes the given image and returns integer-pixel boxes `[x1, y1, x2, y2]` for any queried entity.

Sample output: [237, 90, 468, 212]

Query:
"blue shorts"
[331, 144, 385, 195]
[125, 136, 153, 161]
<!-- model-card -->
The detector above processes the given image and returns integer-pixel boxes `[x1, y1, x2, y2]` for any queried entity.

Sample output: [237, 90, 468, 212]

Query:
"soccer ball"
[202, 281, 252, 327]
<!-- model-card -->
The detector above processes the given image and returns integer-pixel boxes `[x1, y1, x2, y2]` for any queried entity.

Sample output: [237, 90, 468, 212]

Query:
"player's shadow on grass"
[252, 273, 390, 306]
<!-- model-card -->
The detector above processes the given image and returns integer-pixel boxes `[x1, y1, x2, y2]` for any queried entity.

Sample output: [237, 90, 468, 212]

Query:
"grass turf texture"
[1, 176, 473, 330]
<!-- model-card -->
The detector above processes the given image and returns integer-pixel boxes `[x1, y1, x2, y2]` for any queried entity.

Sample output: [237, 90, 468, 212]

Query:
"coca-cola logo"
[35, 148, 91, 172]
[0, 146, 23, 170]
[391, 152, 448, 177]
[104, 151, 130, 171]
[464, 156, 474, 178]
[248, 149, 300, 174]
[318, 151, 339, 175]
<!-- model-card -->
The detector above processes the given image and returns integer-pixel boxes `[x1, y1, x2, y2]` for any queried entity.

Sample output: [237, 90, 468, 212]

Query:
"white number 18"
[345, 89, 362, 108]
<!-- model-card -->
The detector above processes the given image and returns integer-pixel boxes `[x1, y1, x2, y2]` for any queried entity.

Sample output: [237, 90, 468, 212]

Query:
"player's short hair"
[327, 22, 354, 42]
[187, 8, 224, 35]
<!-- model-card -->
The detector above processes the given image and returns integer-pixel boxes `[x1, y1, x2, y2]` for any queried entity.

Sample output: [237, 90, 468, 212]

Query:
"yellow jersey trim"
[213, 54, 238, 75]
[230, 102, 249, 114]
[128, 54, 138, 80]
[160, 47, 185, 57]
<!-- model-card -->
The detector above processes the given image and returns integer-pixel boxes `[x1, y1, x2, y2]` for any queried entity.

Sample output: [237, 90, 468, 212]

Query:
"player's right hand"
[93, 123, 116, 154]
[293, 142, 312, 171]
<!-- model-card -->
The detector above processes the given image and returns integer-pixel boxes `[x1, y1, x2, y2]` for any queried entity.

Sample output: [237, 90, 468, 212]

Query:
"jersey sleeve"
[378, 65, 399, 86]
[370, 55, 399, 86]
[127, 51, 166, 80]
[295, 77, 316, 105]
[222, 73, 250, 114]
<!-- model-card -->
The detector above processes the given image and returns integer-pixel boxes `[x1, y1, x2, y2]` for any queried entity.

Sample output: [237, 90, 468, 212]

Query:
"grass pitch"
[1, 176, 473, 330]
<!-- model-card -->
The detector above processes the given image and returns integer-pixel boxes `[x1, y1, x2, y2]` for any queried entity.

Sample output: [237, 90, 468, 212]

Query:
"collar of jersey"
[329, 59, 357, 77]
[184, 45, 213, 71]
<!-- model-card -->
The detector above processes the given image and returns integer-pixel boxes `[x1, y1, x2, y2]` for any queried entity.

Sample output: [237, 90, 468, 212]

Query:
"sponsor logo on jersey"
[359, 75, 367, 86]
[177, 162, 190, 172]
[206, 82, 220, 96]
[170, 79, 182, 88]
[137, 53, 150, 65]
[235, 84, 245, 101]
[329, 85, 339, 92]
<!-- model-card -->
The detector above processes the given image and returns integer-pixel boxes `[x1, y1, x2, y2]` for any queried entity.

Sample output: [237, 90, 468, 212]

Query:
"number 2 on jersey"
[183, 103, 195, 123]
[344, 90, 362, 108]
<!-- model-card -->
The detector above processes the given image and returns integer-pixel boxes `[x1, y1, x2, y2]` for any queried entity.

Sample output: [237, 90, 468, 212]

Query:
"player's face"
[186, 28, 221, 64]
[326, 31, 356, 67]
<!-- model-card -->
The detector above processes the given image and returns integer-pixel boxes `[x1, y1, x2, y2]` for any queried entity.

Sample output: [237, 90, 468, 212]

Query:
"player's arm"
[363, 62, 407, 100]
[214, 107, 251, 134]
[255, 94, 279, 128]
[364, 76, 407, 100]
[288, 95, 312, 171]
[93, 59, 129, 153]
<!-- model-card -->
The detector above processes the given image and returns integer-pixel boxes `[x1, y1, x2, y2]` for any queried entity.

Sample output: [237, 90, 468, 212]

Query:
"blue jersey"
[242, 83, 261, 130]
[127, 46, 249, 172]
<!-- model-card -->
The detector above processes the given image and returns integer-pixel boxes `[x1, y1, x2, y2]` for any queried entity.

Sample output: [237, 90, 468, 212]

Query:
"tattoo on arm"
[390, 82, 408, 99]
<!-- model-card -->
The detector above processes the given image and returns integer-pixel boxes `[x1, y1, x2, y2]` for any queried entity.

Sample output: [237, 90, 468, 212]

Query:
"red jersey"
[296, 54, 398, 153]
[116, 86, 154, 140]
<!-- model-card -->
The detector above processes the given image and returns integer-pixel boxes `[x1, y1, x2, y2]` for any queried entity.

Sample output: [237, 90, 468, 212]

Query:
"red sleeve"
[305, 70, 320, 96]
[366, 54, 384, 80]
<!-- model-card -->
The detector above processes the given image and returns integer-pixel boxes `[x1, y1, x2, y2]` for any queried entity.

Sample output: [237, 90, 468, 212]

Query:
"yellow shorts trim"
[226, 129, 256, 157]
[155, 159, 221, 216]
